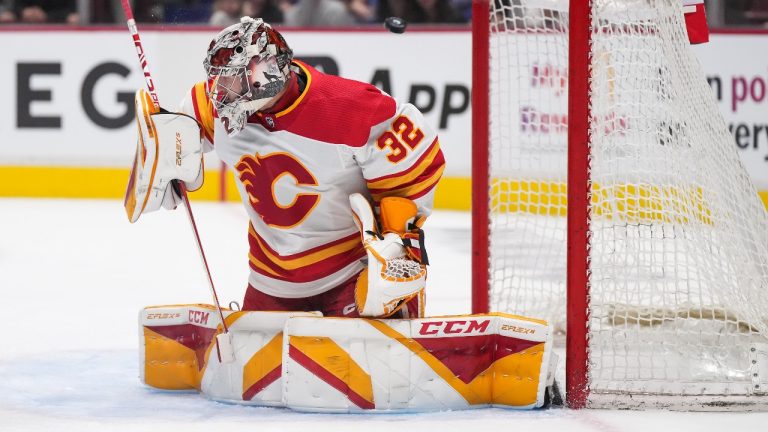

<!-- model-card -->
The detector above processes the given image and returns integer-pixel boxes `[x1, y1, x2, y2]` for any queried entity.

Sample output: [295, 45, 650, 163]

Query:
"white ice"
[1, 198, 766, 431]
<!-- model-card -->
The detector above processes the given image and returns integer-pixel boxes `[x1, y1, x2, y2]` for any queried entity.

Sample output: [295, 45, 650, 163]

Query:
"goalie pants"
[242, 273, 424, 318]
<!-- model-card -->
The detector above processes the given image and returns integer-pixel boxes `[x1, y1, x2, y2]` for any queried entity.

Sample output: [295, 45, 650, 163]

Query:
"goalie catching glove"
[350, 193, 429, 317]
[124, 89, 205, 223]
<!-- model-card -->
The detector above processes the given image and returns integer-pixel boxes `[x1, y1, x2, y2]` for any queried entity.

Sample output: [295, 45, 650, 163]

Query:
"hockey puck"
[384, 16, 407, 34]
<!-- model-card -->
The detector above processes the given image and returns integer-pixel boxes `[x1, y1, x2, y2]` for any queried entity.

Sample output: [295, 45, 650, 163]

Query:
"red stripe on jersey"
[248, 227, 365, 283]
[369, 162, 444, 203]
[367, 141, 445, 195]
[402, 175, 442, 201]
[250, 225, 362, 260]
[366, 138, 441, 184]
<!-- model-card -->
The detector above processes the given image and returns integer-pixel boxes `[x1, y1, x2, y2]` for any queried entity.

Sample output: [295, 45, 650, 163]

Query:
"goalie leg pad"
[282, 314, 555, 412]
[140, 306, 554, 411]
[139, 305, 320, 405]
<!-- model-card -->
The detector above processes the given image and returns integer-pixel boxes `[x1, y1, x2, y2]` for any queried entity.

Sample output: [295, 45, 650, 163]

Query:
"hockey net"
[472, 0, 768, 409]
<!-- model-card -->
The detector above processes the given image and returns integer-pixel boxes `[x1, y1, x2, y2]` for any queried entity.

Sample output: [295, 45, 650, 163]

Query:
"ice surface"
[1, 199, 767, 431]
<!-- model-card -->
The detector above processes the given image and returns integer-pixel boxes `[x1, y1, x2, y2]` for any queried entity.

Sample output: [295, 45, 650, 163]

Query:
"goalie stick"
[120, 0, 234, 363]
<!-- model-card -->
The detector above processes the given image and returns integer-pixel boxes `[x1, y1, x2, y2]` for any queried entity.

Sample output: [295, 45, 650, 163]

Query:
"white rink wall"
[1, 28, 767, 208]
[0, 28, 471, 170]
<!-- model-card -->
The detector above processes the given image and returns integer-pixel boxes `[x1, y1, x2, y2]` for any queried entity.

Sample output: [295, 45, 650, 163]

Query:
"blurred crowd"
[721, 0, 768, 27]
[0, 0, 767, 27]
[0, 0, 471, 25]
[0, 0, 81, 23]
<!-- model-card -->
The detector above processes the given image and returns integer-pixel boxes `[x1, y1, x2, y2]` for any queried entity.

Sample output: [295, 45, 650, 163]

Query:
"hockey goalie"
[127, 17, 558, 412]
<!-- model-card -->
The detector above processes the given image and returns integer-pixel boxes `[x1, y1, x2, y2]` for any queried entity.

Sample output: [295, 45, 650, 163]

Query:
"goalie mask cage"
[471, 0, 768, 410]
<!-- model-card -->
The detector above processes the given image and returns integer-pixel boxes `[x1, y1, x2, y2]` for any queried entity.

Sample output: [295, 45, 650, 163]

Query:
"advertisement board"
[0, 29, 470, 170]
[0, 28, 766, 207]
[693, 35, 768, 190]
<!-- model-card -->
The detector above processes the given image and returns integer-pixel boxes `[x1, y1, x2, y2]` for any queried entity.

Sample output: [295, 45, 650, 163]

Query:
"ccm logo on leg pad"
[418, 319, 491, 335]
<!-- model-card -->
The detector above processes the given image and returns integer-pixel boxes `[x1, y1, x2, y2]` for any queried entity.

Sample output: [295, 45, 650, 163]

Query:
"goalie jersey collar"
[249, 60, 311, 131]
[238, 60, 397, 147]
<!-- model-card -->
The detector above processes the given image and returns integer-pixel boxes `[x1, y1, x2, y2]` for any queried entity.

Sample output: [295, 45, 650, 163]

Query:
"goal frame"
[471, 0, 768, 411]
[470, 0, 607, 409]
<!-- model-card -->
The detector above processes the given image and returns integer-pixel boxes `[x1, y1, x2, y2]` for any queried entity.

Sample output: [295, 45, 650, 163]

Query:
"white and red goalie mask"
[203, 17, 293, 136]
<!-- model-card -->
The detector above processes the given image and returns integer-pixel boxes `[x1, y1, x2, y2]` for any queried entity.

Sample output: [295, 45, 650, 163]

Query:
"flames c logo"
[236, 152, 320, 228]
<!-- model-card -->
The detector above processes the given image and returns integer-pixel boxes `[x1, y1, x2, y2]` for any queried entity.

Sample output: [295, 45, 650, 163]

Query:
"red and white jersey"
[180, 61, 445, 298]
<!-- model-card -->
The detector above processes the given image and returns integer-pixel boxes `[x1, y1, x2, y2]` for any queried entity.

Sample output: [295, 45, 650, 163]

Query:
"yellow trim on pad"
[242, 332, 284, 397]
[142, 327, 200, 391]
[289, 335, 374, 406]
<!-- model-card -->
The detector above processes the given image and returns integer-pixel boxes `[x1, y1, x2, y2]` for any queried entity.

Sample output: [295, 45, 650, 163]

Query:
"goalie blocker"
[140, 305, 558, 411]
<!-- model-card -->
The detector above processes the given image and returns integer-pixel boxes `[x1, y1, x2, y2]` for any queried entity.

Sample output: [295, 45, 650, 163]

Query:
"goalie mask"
[203, 17, 293, 136]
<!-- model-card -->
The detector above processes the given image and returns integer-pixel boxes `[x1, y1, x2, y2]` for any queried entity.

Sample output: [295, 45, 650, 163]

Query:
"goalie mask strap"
[366, 229, 384, 240]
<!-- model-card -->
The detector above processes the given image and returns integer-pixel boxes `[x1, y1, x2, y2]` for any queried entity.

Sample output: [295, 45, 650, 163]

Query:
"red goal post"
[472, 0, 768, 410]
[471, 0, 491, 317]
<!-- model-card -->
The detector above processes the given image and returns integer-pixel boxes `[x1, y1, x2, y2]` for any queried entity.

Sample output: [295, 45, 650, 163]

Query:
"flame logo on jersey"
[236, 152, 320, 228]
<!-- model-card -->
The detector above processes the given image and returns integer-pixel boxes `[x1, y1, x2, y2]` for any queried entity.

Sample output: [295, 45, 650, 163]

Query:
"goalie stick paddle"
[120, 0, 234, 363]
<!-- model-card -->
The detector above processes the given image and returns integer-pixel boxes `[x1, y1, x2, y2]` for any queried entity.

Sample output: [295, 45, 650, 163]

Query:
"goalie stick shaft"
[174, 181, 230, 334]
[121, 0, 230, 334]
[121, 0, 159, 110]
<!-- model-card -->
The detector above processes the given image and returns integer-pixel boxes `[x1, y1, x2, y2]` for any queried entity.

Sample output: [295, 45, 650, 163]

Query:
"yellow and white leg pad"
[282, 314, 556, 412]
[140, 306, 555, 411]
[139, 305, 319, 405]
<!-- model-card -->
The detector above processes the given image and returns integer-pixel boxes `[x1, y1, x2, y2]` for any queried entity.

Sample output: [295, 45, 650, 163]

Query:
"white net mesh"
[487, 0, 768, 407]
[488, 0, 570, 329]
